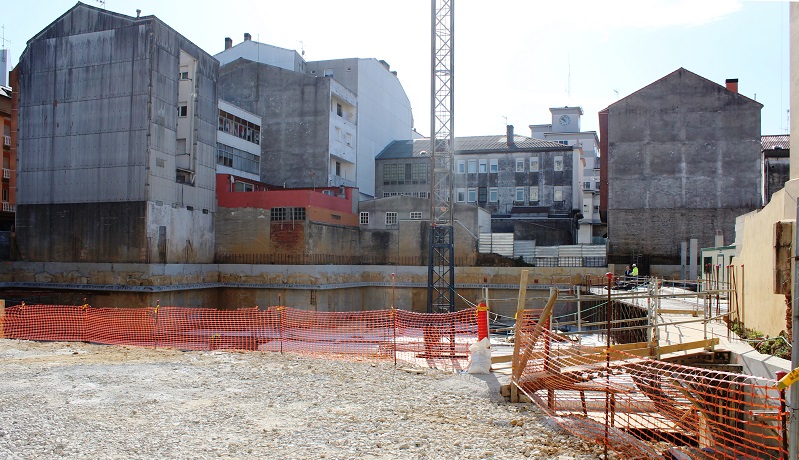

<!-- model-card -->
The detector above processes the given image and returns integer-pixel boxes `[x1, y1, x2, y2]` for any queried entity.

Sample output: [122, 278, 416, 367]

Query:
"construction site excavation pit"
[0, 338, 615, 459]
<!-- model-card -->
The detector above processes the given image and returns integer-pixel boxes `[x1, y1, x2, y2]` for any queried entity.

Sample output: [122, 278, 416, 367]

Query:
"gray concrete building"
[217, 57, 357, 192]
[216, 37, 414, 200]
[600, 68, 763, 272]
[762, 134, 790, 205]
[375, 129, 580, 245]
[530, 107, 605, 245]
[14, 3, 218, 263]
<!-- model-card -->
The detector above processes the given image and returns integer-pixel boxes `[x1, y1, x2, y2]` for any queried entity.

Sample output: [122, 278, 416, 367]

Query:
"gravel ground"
[0, 339, 609, 459]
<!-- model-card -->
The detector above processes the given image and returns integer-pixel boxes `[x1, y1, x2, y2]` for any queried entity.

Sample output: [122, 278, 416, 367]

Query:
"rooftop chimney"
[506, 124, 514, 146]
[136, 9, 141, 18]
[725, 78, 738, 93]
[224, 37, 232, 50]
[244, 33, 252, 42]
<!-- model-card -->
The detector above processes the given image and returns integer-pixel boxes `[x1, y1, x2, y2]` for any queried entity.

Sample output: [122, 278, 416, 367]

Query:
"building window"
[233, 181, 255, 192]
[179, 71, 189, 80]
[178, 104, 188, 117]
[457, 160, 466, 174]
[554, 186, 564, 202]
[218, 109, 261, 146]
[468, 159, 477, 174]
[530, 157, 539, 172]
[529, 186, 539, 202]
[271, 207, 306, 221]
[467, 188, 477, 203]
[345, 133, 352, 147]
[217, 143, 260, 175]
[489, 187, 498, 202]
[360, 212, 369, 225]
[515, 159, 525, 172]
[335, 127, 342, 141]
[336, 103, 343, 117]
[489, 159, 498, 173]
[478, 187, 487, 203]
[410, 211, 423, 220]
[554, 156, 564, 171]
[596, 182, 601, 190]
[478, 159, 487, 173]
[515, 187, 525, 203]
[386, 212, 398, 226]
[335, 162, 341, 176]
[1, 188, 7, 202]
[324, 69, 334, 77]
[583, 181, 591, 190]
[456, 188, 466, 202]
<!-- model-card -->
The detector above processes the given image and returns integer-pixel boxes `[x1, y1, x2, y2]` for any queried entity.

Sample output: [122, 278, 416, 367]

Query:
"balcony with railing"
[2, 169, 11, 180]
[2, 202, 15, 213]
[3, 135, 10, 147]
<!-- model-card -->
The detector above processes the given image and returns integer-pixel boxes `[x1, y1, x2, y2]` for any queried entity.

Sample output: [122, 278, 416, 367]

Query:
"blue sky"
[1, 0, 791, 137]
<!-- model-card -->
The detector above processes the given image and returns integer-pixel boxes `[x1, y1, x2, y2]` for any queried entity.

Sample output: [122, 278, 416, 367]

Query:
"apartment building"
[530, 107, 604, 244]
[375, 127, 581, 245]
[216, 37, 413, 199]
[13, 3, 218, 263]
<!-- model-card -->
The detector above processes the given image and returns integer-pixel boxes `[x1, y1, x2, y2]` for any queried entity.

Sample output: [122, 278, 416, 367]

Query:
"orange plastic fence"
[513, 325, 787, 459]
[2, 304, 478, 371]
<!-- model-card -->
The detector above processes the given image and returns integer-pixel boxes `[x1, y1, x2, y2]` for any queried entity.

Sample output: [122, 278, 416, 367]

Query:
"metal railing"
[2, 202, 15, 213]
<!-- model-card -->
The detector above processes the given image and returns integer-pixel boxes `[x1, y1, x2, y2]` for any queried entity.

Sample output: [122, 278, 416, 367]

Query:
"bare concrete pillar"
[681, 242, 688, 280]
[715, 230, 724, 248]
[689, 238, 698, 280]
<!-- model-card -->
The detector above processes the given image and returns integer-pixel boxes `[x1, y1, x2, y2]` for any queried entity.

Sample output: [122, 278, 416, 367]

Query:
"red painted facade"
[215, 174, 358, 227]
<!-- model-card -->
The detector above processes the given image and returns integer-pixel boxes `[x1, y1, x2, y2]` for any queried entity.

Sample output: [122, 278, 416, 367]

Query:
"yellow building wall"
[734, 180, 799, 337]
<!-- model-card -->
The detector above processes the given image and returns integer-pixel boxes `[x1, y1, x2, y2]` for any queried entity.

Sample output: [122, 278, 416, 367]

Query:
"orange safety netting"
[512, 325, 787, 460]
[1, 304, 478, 371]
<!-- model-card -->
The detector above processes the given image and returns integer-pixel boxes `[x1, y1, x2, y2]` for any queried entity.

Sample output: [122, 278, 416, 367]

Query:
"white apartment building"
[216, 100, 262, 184]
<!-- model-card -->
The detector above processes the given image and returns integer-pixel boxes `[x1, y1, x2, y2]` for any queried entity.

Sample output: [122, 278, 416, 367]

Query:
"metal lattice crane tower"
[427, 0, 455, 313]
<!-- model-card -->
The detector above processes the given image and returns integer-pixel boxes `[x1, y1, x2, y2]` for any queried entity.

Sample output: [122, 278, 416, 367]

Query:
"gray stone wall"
[218, 59, 331, 189]
[15, 5, 218, 263]
[607, 69, 762, 263]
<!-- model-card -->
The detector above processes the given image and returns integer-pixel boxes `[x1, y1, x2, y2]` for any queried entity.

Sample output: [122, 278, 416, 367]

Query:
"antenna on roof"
[299, 41, 305, 57]
[786, 109, 790, 134]
[94, 0, 106, 9]
[0, 25, 9, 49]
[501, 115, 508, 127]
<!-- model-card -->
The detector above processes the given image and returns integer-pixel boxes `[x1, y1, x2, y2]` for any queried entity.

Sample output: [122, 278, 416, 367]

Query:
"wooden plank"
[510, 270, 529, 403]
[656, 338, 719, 355]
[491, 354, 514, 364]
[657, 308, 699, 316]
[515, 287, 559, 378]
[558, 339, 719, 369]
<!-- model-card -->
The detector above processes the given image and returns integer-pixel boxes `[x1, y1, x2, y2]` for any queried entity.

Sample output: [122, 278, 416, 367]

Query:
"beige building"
[732, 4, 799, 337]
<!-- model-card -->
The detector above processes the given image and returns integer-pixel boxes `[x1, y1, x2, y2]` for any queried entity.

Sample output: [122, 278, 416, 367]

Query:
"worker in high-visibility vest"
[630, 264, 639, 277]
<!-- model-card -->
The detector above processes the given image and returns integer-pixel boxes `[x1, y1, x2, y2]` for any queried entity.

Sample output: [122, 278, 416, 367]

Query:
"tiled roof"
[762, 134, 789, 151]
[376, 135, 569, 159]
